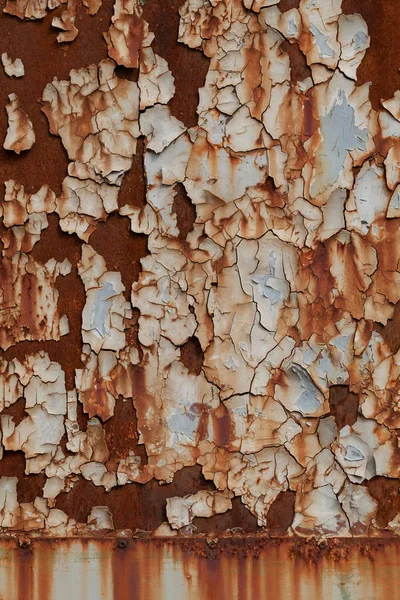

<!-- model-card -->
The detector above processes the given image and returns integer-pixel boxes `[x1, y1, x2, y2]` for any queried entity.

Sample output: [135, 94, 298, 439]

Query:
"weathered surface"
[1, 53, 24, 78]
[0, 537, 397, 600]
[1, 0, 400, 547]
[4, 94, 35, 153]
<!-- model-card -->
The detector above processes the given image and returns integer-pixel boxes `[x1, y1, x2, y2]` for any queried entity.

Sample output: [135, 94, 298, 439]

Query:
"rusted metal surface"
[1, 0, 400, 592]
[0, 537, 398, 599]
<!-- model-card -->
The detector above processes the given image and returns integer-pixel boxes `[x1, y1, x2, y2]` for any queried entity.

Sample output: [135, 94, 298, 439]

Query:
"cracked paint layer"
[4, 93, 35, 154]
[1, 53, 24, 78]
[2, 0, 400, 540]
[166, 490, 233, 531]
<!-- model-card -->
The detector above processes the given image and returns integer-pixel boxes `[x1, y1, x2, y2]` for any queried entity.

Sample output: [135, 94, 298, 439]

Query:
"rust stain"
[0, 538, 398, 599]
[1, 0, 400, 561]
[342, 0, 400, 110]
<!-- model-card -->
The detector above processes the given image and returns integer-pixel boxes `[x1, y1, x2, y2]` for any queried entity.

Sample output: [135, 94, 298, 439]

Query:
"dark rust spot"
[18, 537, 31, 550]
[193, 497, 260, 535]
[303, 93, 318, 140]
[365, 477, 400, 528]
[172, 183, 196, 242]
[281, 40, 311, 85]
[179, 336, 204, 376]
[0, 450, 46, 504]
[125, 308, 142, 354]
[266, 491, 296, 534]
[118, 137, 147, 210]
[211, 403, 231, 447]
[328, 385, 359, 430]
[117, 538, 128, 550]
[104, 397, 148, 469]
[114, 65, 139, 82]
[374, 301, 400, 354]
[279, 0, 300, 11]
[89, 213, 149, 299]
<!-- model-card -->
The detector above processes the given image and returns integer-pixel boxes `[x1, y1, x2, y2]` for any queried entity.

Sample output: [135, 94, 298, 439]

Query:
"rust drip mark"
[0, 252, 70, 351]
[82, 376, 114, 423]
[112, 539, 140, 600]
[311, 237, 369, 321]
[211, 404, 231, 447]
[328, 385, 359, 430]
[241, 43, 265, 120]
[0, 538, 398, 599]
[36, 537, 54, 600]
[303, 94, 318, 140]
[17, 543, 33, 600]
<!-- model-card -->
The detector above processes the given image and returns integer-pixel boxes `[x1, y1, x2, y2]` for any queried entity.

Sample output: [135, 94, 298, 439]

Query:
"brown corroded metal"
[0, 537, 398, 600]
[1, 0, 400, 591]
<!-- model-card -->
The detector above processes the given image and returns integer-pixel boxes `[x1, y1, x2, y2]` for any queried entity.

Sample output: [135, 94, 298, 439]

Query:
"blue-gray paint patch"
[291, 364, 324, 414]
[168, 406, 201, 441]
[310, 24, 335, 58]
[252, 252, 281, 304]
[287, 18, 298, 37]
[353, 31, 368, 50]
[90, 281, 115, 337]
[344, 444, 364, 462]
[311, 91, 368, 198]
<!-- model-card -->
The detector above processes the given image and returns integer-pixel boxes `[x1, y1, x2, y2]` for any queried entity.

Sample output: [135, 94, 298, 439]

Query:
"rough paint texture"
[1, 0, 400, 540]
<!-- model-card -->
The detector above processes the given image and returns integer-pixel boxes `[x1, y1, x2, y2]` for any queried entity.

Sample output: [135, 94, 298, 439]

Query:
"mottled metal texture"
[1, 0, 400, 592]
[0, 537, 400, 600]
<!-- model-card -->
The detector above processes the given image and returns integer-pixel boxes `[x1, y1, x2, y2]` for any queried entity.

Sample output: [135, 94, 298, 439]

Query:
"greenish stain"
[337, 573, 353, 600]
